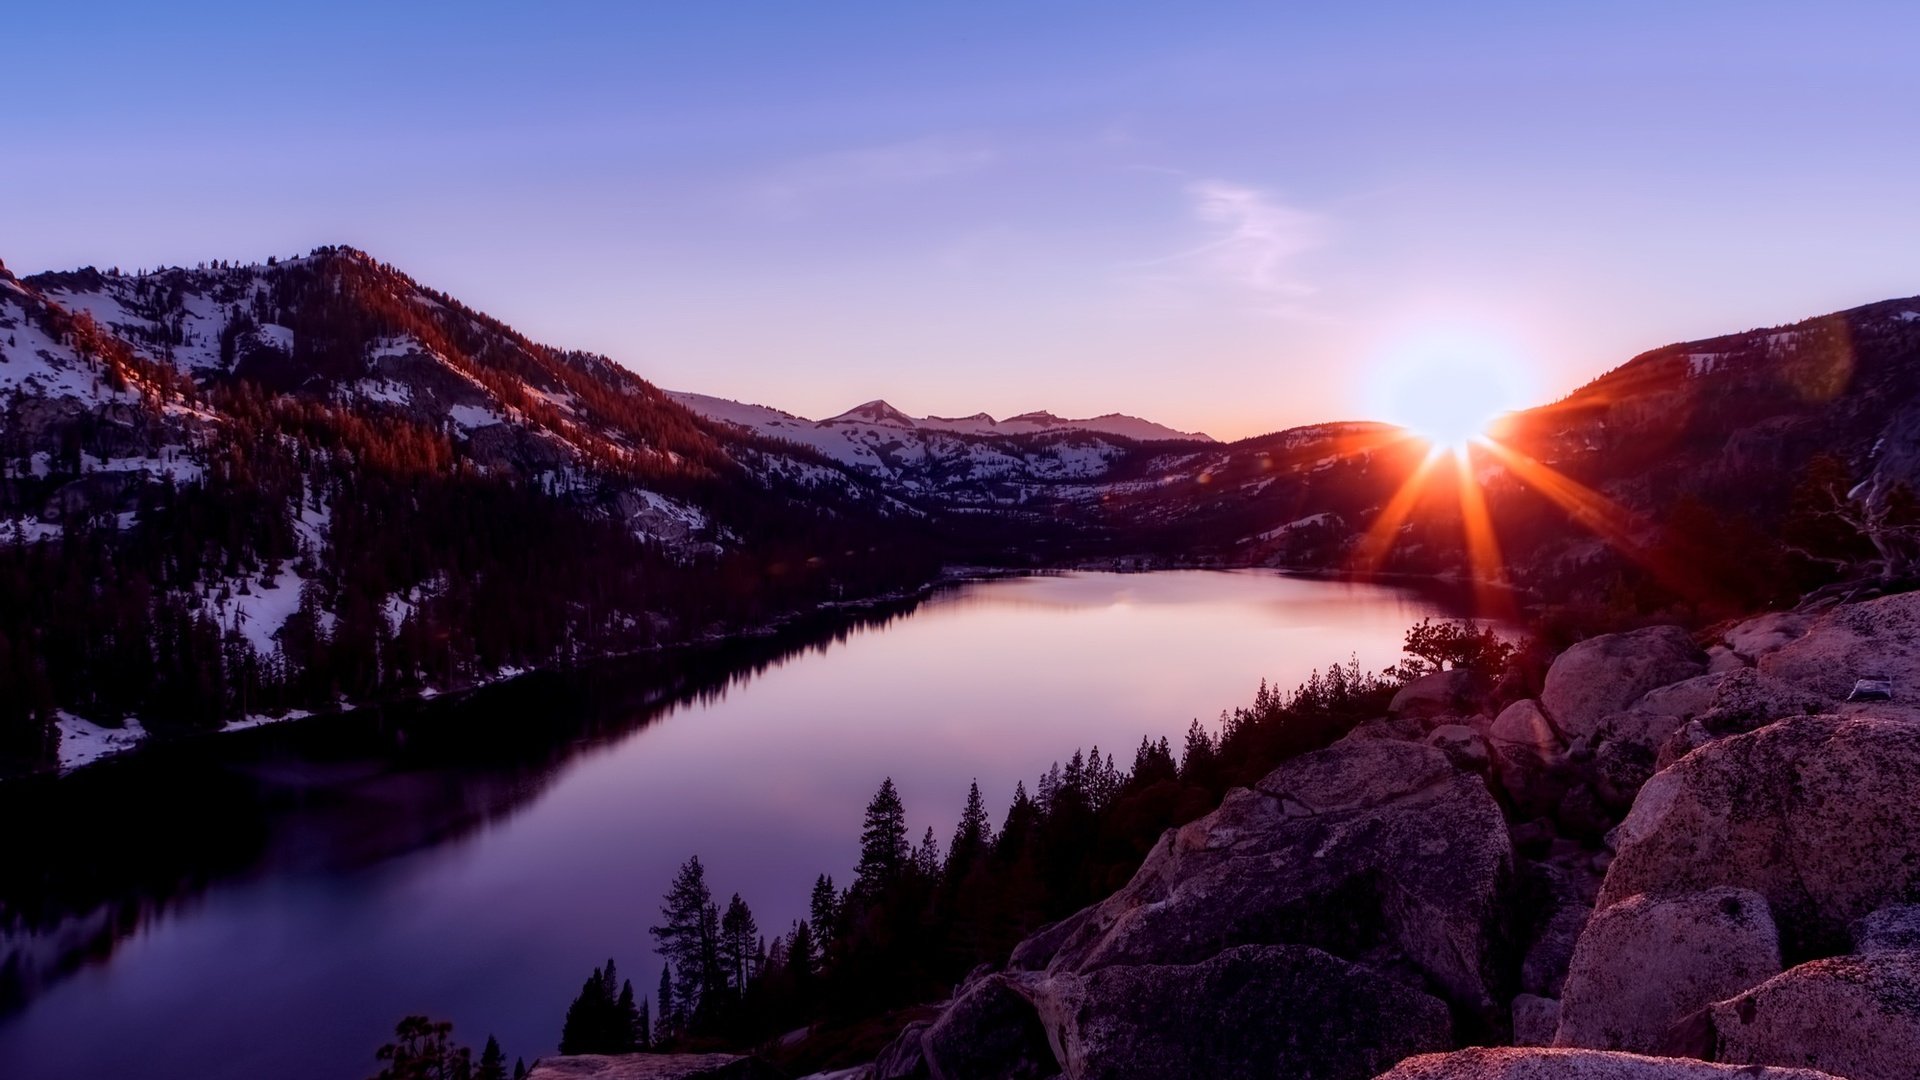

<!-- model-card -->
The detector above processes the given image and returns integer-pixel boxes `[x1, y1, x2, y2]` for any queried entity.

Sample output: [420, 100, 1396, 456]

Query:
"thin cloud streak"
[1124, 179, 1330, 317]
[1181, 180, 1326, 302]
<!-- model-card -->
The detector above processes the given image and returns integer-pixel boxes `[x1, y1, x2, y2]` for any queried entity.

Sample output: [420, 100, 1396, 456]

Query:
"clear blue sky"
[7, 2, 1918, 438]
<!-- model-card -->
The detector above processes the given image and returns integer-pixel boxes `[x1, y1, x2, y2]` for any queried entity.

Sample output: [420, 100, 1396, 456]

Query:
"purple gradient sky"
[6, 2, 1918, 439]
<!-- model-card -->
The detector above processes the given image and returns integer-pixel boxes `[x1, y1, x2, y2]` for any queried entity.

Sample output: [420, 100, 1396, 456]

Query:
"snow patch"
[211, 569, 308, 656]
[57, 712, 148, 772]
[449, 403, 503, 430]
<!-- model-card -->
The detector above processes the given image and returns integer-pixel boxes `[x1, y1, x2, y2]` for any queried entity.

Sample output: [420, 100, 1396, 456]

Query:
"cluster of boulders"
[535, 590, 1920, 1079]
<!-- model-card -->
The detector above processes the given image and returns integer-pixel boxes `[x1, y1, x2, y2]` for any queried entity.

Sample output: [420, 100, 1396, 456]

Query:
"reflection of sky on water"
[0, 571, 1467, 1080]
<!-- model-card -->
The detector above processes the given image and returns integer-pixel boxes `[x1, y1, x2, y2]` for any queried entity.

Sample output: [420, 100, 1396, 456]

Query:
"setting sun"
[1369, 337, 1532, 454]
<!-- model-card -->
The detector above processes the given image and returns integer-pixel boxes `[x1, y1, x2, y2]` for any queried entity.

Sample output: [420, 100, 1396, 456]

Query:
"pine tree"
[913, 826, 941, 880]
[512, 1060, 527, 1080]
[476, 1036, 506, 1080]
[996, 781, 1039, 861]
[853, 777, 909, 900]
[617, 979, 643, 1051]
[656, 964, 676, 1044]
[787, 919, 817, 997]
[636, 995, 651, 1051]
[558, 959, 634, 1054]
[808, 874, 838, 959]
[651, 857, 717, 1026]
[1130, 735, 1177, 787]
[1180, 718, 1217, 780]
[719, 893, 761, 995]
[947, 780, 993, 881]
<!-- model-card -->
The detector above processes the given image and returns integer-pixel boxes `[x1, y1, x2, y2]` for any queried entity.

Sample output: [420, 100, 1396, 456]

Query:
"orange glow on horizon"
[1348, 414, 1714, 618]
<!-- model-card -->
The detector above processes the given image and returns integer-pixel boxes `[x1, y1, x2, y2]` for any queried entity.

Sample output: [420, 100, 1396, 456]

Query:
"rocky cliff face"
[780, 588, 1920, 1080]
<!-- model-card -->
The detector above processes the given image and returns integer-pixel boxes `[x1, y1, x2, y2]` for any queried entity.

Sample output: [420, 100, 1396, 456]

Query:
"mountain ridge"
[6, 240, 1920, 774]
[677, 392, 1214, 443]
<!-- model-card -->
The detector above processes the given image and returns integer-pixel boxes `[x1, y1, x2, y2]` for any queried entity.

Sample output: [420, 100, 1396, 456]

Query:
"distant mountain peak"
[1006, 410, 1065, 425]
[824, 400, 919, 428]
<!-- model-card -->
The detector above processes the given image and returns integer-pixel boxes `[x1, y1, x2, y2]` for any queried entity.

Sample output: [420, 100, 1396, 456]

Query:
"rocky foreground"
[535, 590, 1920, 1079]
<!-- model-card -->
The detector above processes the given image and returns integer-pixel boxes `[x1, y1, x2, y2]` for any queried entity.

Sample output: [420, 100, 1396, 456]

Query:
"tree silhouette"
[853, 778, 909, 901]
[370, 1015, 472, 1080]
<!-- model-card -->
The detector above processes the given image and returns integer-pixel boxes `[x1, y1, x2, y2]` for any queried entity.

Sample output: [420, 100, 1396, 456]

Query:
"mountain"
[1078, 294, 1920, 607]
[814, 398, 1213, 442]
[669, 390, 1204, 503]
[5, 241, 1917, 774]
[0, 248, 943, 771]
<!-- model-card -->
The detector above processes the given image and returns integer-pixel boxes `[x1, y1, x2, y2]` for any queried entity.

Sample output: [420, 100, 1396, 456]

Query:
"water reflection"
[0, 595, 928, 1014]
[0, 571, 1477, 1080]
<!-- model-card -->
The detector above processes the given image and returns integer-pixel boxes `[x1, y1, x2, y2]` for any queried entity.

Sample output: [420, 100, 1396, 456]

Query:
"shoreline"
[19, 560, 1484, 781]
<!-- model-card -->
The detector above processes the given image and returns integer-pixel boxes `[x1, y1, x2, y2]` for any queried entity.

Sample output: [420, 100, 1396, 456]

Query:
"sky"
[5, 2, 1919, 440]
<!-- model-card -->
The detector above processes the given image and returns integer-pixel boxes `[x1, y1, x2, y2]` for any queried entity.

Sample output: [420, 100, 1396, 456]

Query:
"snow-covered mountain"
[682, 392, 1212, 444]
[669, 391, 1209, 503]
[0, 248, 939, 772]
[11, 242, 1920, 775]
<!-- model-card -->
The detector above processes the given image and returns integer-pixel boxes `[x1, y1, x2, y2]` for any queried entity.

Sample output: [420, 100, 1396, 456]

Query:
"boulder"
[1391, 668, 1480, 720]
[1721, 610, 1812, 662]
[1705, 645, 1745, 674]
[1014, 740, 1516, 1026]
[1591, 670, 1830, 807]
[1375, 1047, 1840, 1079]
[1687, 669, 1831, 731]
[920, 973, 1056, 1080]
[1709, 950, 1920, 1080]
[1756, 591, 1920, 701]
[1555, 888, 1780, 1053]
[1652, 720, 1713, 772]
[1425, 723, 1492, 773]
[1854, 904, 1920, 954]
[1589, 736, 1658, 813]
[1602, 713, 1920, 957]
[1341, 713, 1432, 743]
[1488, 699, 1571, 816]
[525, 1055, 782, 1080]
[870, 1021, 932, 1080]
[1512, 994, 1561, 1046]
[1029, 944, 1450, 1080]
[1540, 626, 1705, 741]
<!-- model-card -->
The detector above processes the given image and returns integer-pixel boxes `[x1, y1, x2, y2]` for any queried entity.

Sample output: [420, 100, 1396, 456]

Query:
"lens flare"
[1368, 333, 1533, 455]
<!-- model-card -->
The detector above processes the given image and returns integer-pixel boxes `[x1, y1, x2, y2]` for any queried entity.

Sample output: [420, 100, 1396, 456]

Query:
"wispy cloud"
[751, 136, 996, 211]
[1131, 179, 1328, 316]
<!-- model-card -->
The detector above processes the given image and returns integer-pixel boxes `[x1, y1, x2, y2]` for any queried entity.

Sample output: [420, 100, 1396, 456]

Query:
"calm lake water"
[0, 570, 1473, 1080]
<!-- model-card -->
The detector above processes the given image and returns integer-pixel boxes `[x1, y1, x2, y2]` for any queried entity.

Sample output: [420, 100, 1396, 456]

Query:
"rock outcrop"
[1751, 591, 1920, 700]
[870, 1020, 932, 1080]
[1707, 950, 1920, 1080]
[1486, 699, 1570, 817]
[860, 593, 1920, 1080]
[1554, 888, 1780, 1052]
[1375, 1047, 1840, 1079]
[1391, 668, 1482, 720]
[1030, 944, 1450, 1080]
[1854, 904, 1920, 954]
[1540, 627, 1705, 741]
[919, 739, 1517, 1079]
[1015, 739, 1515, 1025]
[1600, 713, 1920, 958]
[914, 973, 1056, 1079]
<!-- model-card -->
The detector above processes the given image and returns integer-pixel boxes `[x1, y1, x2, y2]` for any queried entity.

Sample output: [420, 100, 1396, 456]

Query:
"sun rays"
[1344, 420, 1655, 621]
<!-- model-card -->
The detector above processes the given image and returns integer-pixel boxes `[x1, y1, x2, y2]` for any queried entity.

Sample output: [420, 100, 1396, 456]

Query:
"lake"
[0, 570, 1476, 1080]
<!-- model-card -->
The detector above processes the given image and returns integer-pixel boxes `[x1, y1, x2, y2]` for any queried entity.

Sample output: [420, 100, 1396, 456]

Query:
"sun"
[1368, 336, 1531, 456]
[1396, 375, 1502, 455]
